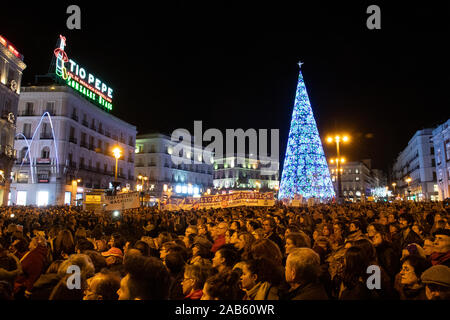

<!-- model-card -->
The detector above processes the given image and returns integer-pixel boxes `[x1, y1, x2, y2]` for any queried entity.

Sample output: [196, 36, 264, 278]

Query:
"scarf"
[430, 251, 450, 266]
[185, 289, 203, 300]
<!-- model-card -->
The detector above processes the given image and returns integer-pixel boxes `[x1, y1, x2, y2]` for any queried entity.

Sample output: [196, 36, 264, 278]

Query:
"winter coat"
[243, 281, 279, 300]
[286, 281, 329, 300]
[14, 245, 48, 293]
[376, 241, 401, 279]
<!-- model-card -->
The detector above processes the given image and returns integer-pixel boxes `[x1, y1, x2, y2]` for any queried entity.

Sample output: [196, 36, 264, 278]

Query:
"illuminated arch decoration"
[53, 34, 113, 111]
[278, 62, 335, 201]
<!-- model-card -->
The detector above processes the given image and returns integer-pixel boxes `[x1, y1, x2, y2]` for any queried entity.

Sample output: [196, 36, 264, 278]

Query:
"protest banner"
[104, 191, 140, 211]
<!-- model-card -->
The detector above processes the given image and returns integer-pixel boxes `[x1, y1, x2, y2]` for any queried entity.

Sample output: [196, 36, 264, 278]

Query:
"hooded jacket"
[14, 245, 48, 293]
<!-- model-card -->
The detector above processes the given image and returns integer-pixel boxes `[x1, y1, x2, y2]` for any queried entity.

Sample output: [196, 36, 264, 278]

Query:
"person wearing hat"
[189, 237, 212, 267]
[102, 247, 125, 276]
[421, 265, 450, 300]
[430, 228, 450, 267]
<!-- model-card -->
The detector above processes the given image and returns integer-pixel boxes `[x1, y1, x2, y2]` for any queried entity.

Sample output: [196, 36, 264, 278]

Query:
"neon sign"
[54, 35, 113, 111]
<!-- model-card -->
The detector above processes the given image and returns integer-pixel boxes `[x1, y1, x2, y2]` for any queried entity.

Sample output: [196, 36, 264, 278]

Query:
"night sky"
[2, 1, 449, 175]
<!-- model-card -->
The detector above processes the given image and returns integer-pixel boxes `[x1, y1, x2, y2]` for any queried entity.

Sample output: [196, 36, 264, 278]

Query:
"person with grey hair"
[284, 248, 328, 300]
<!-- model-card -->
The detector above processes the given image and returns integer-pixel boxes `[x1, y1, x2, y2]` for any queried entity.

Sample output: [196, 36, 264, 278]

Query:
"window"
[356, 177, 360, 181]
[37, 191, 49, 206]
[23, 123, 31, 138]
[25, 102, 34, 115]
[355, 169, 359, 174]
[45, 102, 55, 115]
[17, 191, 27, 205]
[446, 141, 450, 161]
[41, 147, 50, 159]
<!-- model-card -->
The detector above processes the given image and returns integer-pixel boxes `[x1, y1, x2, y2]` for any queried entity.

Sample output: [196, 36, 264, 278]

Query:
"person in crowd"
[212, 247, 239, 274]
[284, 247, 328, 300]
[250, 239, 283, 266]
[189, 237, 212, 266]
[395, 255, 430, 300]
[262, 218, 283, 252]
[232, 232, 255, 261]
[240, 258, 281, 300]
[30, 260, 63, 300]
[117, 255, 171, 300]
[201, 270, 243, 300]
[420, 264, 450, 300]
[83, 269, 120, 300]
[14, 235, 49, 299]
[422, 236, 435, 259]
[182, 264, 212, 300]
[396, 213, 424, 250]
[285, 232, 310, 256]
[211, 222, 228, 253]
[0, 243, 22, 286]
[430, 228, 450, 267]
[372, 229, 400, 280]
[53, 229, 75, 260]
[337, 246, 373, 300]
[49, 253, 95, 300]
[165, 252, 186, 300]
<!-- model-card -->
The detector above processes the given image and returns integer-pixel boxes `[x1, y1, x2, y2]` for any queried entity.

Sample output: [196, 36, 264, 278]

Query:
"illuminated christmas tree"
[278, 62, 335, 201]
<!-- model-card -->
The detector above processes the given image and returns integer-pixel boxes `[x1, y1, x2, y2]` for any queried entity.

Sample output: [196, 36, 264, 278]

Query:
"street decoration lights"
[278, 62, 335, 201]
[326, 135, 350, 203]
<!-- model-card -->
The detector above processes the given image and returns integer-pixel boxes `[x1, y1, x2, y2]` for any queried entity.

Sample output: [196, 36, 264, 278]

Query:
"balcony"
[69, 161, 77, 168]
[82, 120, 89, 127]
[91, 124, 97, 131]
[16, 134, 32, 140]
[88, 144, 95, 151]
[69, 136, 78, 144]
[98, 128, 104, 135]
[71, 114, 79, 121]
[40, 133, 53, 140]
[80, 141, 88, 149]
[19, 110, 35, 116]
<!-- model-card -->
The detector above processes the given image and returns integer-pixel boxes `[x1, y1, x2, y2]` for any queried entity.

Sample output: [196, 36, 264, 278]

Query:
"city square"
[0, 1, 449, 312]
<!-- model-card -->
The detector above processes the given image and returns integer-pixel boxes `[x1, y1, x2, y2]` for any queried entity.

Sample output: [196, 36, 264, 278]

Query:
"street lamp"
[392, 182, 397, 198]
[405, 177, 412, 200]
[112, 147, 122, 182]
[326, 134, 350, 204]
[72, 178, 82, 206]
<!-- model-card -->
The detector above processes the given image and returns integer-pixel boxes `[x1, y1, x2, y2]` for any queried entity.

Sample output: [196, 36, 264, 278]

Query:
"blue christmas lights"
[278, 64, 335, 201]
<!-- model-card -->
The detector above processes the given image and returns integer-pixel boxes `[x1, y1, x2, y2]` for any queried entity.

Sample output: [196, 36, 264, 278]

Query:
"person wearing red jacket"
[14, 236, 48, 299]
[211, 222, 228, 254]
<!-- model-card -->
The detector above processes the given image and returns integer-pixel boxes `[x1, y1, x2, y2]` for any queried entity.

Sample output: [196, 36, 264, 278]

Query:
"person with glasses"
[182, 264, 212, 300]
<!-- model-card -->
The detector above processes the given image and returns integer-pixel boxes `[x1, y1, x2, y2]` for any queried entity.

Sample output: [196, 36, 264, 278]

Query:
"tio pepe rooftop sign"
[54, 35, 113, 111]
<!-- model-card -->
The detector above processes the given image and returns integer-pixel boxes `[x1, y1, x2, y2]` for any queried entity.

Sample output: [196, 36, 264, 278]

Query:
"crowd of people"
[0, 200, 449, 300]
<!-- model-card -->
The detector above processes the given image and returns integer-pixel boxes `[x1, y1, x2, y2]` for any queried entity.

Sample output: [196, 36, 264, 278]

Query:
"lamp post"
[392, 182, 397, 199]
[71, 178, 81, 206]
[326, 135, 349, 204]
[112, 147, 122, 182]
[405, 177, 412, 201]
[330, 157, 345, 203]
[137, 174, 148, 206]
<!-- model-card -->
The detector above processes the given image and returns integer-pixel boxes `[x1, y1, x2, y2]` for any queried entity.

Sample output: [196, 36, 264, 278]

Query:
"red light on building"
[0, 35, 24, 60]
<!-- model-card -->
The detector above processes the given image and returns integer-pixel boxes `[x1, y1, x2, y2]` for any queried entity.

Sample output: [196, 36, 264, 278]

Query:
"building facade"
[11, 85, 136, 206]
[392, 128, 438, 201]
[135, 133, 214, 197]
[432, 119, 450, 200]
[213, 154, 279, 192]
[328, 160, 377, 202]
[0, 35, 26, 205]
